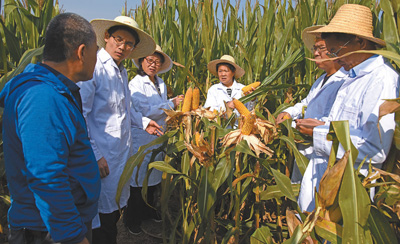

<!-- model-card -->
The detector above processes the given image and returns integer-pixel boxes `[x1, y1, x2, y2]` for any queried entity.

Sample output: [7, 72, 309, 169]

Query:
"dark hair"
[43, 13, 96, 62]
[108, 25, 140, 45]
[321, 33, 355, 42]
[137, 52, 165, 76]
[216, 63, 236, 73]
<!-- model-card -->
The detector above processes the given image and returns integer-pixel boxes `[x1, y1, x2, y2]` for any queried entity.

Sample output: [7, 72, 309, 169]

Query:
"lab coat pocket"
[340, 104, 357, 125]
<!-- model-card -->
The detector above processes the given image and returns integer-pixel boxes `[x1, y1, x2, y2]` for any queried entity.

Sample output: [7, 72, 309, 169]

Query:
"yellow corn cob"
[233, 98, 250, 116]
[191, 87, 200, 110]
[195, 131, 201, 147]
[242, 114, 256, 135]
[182, 87, 193, 112]
[242, 82, 260, 93]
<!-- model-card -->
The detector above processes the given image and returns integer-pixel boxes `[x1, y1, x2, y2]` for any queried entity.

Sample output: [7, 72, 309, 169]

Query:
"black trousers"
[92, 209, 122, 244]
[8, 222, 92, 244]
[124, 185, 158, 228]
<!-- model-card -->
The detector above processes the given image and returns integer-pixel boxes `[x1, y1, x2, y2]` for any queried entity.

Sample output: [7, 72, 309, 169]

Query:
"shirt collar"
[98, 48, 125, 72]
[349, 55, 382, 78]
[39, 63, 80, 93]
[216, 79, 241, 90]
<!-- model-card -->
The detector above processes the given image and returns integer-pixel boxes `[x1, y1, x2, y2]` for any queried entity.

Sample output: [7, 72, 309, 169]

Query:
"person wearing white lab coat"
[276, 26, 348, 184]
[204, 55, 255, 118]
[124, 45, 184, 235]
[295, 4, 400, 212]
[77, 16, 161, 244]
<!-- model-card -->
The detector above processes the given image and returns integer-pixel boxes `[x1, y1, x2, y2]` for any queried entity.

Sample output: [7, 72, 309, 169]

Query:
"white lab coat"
[129, 74, 173, 186]
[78, 48, 133, 213]
[204, 80, 255, 117]
[298, 55, 400, 212]
[285, 68, 348, 183]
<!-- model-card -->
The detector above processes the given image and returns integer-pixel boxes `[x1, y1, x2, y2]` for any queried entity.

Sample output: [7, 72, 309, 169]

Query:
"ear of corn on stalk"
[242, 82, 260, 93]
[233, 98, 250, 117]
[242, 114, 256, 135]
[192, 87, 200, 110]
[182, 87, 193, 112]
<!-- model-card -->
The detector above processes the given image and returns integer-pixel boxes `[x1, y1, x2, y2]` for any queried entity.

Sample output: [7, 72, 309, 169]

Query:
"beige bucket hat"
[308, 4, 385, 47]
[302, 25, 324, 51]
[207, 55, 245, 79]
[133, 45, 173, 74]
[91, 16, 156, 59]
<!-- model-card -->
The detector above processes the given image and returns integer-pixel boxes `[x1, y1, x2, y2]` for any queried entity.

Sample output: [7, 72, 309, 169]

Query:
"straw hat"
[133, 45, 173, 74]
[308, 4, 385, 47]
[207, 55, 245, 79]
[302, 25, 324, 51]
[91, 16, 156, 59]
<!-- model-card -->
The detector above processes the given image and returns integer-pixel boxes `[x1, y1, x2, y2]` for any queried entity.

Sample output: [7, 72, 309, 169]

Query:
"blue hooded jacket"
[0, 64, 100, 243]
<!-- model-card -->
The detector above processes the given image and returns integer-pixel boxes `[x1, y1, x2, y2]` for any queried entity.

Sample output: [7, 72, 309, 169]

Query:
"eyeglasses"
[311, 45, 327, 53]
[110, 34, 135, 51]
[145, 57, 162, 66]
[326, 39, 352, 58]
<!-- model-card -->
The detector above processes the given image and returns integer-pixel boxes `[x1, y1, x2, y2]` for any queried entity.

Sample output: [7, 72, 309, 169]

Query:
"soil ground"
[117, 217, 164, 244]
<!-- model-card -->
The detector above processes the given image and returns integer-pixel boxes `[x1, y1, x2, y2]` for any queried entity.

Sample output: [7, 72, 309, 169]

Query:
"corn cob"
[194, 131, 201, 147]
[242, 114, 256, 135]
[182, 87, 193, 112]
[242, 82, 260, 93]
[191, 87, 200, 110]
[233, 98, 250, 117]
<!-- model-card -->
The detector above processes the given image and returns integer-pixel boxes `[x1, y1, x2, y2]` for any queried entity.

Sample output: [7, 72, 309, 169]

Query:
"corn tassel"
[242, 81, 260, 93]
[242, 114, 256, 135]
[191, 87, 200, 110]
[182, 87, 193, 112]
[233, 98, 250, 117]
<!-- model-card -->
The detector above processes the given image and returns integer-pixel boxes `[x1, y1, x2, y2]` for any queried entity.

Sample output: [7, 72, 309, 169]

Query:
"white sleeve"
[77, 78, 103, 161]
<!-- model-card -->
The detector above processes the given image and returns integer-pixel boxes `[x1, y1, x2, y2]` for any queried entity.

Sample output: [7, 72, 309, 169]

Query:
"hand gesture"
[145, 120, 164, 137]
[97, 157, 109, 178]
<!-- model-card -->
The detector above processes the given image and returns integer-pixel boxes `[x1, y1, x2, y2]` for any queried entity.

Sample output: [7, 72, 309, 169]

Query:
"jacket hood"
[0, 63, 70, 108]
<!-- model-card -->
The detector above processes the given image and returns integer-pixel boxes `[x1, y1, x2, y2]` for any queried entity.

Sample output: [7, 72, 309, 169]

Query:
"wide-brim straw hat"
[133, 45, 173, 74]
[91, 16, 156, 59]
[308, 4, 385, 47]
[207, 55, 245, 79]
[302, 25, 325, 51]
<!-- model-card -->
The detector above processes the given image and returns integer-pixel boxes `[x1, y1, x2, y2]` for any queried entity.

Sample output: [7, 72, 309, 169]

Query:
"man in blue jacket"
[0, 13, 100, 244]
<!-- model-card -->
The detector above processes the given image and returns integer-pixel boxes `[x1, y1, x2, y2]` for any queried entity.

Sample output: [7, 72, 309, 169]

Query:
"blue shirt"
[0, 63, 100, 243]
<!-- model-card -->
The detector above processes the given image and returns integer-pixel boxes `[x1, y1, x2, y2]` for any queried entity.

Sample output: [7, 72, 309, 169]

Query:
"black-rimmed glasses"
[110, 34, 135, 51]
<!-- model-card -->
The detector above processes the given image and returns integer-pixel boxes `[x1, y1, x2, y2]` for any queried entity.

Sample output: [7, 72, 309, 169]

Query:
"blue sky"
[58, 0, 143, 21]
[58, 0, 253, 22]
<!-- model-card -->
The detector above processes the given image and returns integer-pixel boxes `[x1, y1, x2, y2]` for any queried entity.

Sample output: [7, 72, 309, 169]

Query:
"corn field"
[1, 0, 400, 243]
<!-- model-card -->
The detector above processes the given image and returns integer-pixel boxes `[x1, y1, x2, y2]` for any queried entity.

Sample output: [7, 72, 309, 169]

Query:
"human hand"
[172, 95, 184, 109]
[295, 118, 324, 136]
[276, 112, 291, 124]
[145, 120, 164, 137]
[243, 86, 256, 96]
[227, 101, 235, 109]
[97, 157, 109, 178]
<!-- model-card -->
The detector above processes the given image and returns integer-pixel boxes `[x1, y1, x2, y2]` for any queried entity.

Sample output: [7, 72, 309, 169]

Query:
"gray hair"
[43, 13, 96, 62]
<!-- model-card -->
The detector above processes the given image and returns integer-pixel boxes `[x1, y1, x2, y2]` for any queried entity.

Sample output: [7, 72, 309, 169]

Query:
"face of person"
[313, 39, 329, 68]
[217, 64, 235, 87]
[104, 29, 136, 65]
[141, 53, 163, 78]
[324, 36, 359, 71]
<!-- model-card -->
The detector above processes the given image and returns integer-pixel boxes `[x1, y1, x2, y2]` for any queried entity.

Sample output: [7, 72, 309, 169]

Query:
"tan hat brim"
[309, 25, 386, 47]
[91, 19, 156, 59]
[133, 50, 173, 74]
[302, 25, 325, 51]
[207, 59, 245, 79]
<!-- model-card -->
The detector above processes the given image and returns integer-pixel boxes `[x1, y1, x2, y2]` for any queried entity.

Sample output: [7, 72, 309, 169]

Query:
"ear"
[104, 31, 110, 43]
[77, 44, 86, 62]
